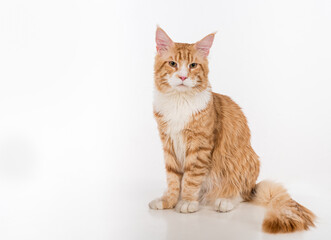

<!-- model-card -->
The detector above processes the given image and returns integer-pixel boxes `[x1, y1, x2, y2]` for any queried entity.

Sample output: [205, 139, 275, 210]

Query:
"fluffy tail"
[252, 180, 316, 233]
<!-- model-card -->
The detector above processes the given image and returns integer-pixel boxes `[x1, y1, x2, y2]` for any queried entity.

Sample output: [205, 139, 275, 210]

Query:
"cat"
[149, 27, 315, 233]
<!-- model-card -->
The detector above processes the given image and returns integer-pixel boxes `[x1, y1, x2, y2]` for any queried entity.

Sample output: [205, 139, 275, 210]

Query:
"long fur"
[149, 27, 315, 233]
[253, 181, 316, 233]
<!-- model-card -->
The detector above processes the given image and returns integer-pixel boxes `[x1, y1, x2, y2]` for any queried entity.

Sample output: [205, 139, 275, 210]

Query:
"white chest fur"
[153, 89, 211, 165]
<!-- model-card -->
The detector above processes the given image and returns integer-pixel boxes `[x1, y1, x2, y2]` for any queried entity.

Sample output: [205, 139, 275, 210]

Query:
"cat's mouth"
[175, 83, 191, 91]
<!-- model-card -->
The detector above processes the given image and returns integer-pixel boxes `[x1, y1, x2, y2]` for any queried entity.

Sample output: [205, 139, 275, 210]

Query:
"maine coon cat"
[149, 27, 315, 233]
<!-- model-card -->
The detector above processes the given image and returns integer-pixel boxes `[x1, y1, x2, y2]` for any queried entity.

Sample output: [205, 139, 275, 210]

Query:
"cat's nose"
[179, 76, 187, 81]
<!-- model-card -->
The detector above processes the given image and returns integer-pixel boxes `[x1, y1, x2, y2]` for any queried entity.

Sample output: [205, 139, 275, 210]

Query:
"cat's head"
[154, 27, 215, 94]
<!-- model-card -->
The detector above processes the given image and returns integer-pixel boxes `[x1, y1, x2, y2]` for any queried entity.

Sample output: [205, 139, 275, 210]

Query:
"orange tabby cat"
[149, 27, 315, 233]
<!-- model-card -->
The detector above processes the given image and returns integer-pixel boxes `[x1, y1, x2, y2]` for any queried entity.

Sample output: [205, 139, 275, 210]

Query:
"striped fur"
[149, 27, 315, 233]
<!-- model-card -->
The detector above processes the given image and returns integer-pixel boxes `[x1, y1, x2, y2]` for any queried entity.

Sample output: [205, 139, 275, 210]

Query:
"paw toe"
[149, 198, 164, 210]
[176, 200, 199, 213]
[214, 198, 235, 212]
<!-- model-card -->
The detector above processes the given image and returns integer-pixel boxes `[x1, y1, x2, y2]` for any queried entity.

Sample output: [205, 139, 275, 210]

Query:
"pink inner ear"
[156, 28, 173, 53]
[195, 34, 215, 57]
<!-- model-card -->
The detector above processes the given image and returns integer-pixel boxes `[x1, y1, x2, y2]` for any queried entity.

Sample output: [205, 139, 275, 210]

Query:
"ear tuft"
[195, 33, 215, 57]
[155, 27, 173, 54]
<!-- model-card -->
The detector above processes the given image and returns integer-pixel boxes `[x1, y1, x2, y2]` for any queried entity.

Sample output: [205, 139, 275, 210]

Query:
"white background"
[0, 0, 331, 239]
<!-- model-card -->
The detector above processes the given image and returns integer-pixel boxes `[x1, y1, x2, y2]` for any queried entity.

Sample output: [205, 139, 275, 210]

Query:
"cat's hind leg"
[214, 195, 243, 212]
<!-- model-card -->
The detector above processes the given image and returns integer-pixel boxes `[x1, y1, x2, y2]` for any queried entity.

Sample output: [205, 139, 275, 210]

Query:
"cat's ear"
[155, 27, 174, 55]
[195, 33, 216, 57]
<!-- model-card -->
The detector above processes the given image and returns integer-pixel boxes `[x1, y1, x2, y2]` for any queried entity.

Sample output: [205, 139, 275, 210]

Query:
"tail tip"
[262, 203, 316, 234]
[262, 217, 315, 234]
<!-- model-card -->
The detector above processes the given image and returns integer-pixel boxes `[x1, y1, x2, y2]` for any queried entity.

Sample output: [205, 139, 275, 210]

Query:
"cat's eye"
[189, 63, 198, 69]
[169, 61, 177, 67]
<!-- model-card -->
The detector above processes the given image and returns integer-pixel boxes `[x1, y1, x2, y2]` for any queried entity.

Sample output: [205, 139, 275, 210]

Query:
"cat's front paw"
[149, 198, 165, 210]
[149, 198, 176, 210]
[175, 200, 199, 213]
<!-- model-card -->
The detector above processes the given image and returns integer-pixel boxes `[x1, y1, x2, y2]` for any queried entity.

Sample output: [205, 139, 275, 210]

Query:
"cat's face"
[154, 28, 215, 94]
